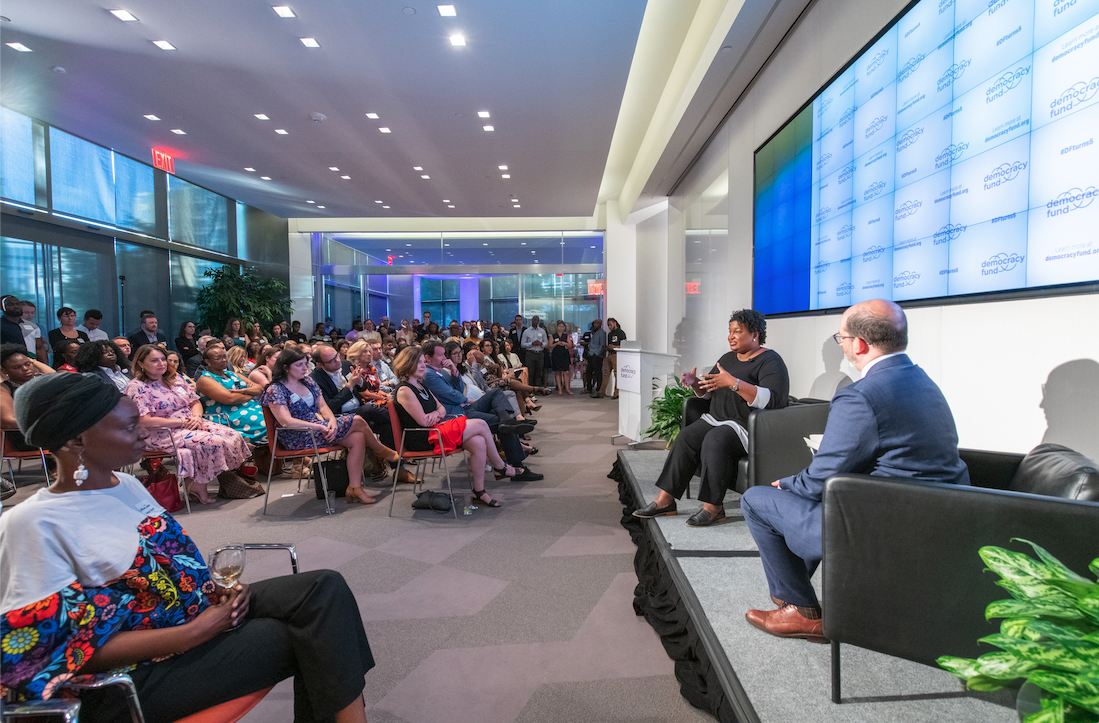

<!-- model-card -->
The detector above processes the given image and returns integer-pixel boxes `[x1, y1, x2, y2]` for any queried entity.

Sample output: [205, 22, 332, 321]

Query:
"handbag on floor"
[217, 469, 265, 499]
[411, 489, 452, 513]
[313, 458, 350, 499]
[140, 465, 183, 513]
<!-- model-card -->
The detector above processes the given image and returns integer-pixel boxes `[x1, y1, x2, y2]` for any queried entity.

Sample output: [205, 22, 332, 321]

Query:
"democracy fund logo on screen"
[899, 54, 925, 82]
[895, 200, 922, 220]
[897, 127, 924, 152]
[985, 161, 1027, 189]
[1051, 78, 1099, 118]
[937, 60, 970, 91]
[894, 270, 920, 288]
[835, 282, 853, 296]
[982, 252, 1025, 275]
[863, 245, 885, 262]
[934, 223, 966, 245]
[865, 116, 887, 139]
[936, 142, 969, 169]
[986, 66, 1030, 104]
[867, 48, 889, 75]
[1046, 187, 1098, 217]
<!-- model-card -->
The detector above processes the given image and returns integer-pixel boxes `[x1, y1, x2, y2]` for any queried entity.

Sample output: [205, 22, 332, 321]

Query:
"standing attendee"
[75, 339, 130, 392]
[521, 315, 548, 391]
[75, 309, 109, 342]
[740, 300, 969, 642]
[585, 319, 607, 398]
[578, 325, 593, 391]
[509, 315, 526, 364]
[48, 307, 90, 369]
[550, 321, 574, 396]
[126, 344, 252, 504]
[19, 301, 49, 363]
[126, 313, 167, 359]
[634, 309, 791, 527]
[599, 318, 627, 399]
[260, 348, 399, 505]
[1, 296, 27, 349]
[176, 320, 201, 370]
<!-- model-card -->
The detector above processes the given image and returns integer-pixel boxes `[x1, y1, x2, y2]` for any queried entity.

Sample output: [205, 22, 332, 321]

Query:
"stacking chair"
[0, 544, 298, 723]
[1, 429, 50, 495]
[386, 402, 464, 520]
[259, 406, 341, 515]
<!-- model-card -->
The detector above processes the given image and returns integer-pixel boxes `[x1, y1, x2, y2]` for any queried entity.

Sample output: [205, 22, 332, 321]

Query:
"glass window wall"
[1, 108, 36, 206]
[49, 128, 115, 225]
[168, 176, 229, 253]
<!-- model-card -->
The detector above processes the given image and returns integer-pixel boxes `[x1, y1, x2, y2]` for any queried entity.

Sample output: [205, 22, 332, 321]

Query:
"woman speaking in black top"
[634, 309, 790, 527]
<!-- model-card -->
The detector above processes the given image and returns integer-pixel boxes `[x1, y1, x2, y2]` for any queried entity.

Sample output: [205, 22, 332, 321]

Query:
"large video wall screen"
[753, 0, 1098, 314]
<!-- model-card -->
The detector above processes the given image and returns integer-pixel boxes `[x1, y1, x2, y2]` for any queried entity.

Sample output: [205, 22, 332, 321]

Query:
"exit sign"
[587, 280, 605, 295]
[152, 149, 175, 174]
[686, 282, 700, 294]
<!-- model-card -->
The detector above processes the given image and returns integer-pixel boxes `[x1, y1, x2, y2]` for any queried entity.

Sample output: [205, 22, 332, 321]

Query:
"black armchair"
[680, 395, 830, 494]
[822, 444, 1099, 703]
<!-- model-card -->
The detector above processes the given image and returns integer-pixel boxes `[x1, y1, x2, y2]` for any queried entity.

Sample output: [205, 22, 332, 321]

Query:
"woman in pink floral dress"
[125, 344, 250, 504]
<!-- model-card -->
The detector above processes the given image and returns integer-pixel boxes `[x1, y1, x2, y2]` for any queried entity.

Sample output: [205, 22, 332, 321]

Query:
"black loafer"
[499, 420, 535, 436]
[511, 467, 544, 482]
[686, 507, 727, 527]
[633, 500, 677, 518]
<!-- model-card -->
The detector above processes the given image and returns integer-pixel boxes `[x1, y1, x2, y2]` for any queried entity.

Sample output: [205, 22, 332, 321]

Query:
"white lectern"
[614, 349, 679, 445]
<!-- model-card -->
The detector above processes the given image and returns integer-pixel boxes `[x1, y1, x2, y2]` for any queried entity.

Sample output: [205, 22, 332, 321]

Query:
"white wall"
[635, 207, 670, 352]
[662, 0, 1099, 460]
[605, 200, 638, 338]
[288, 232, 314, 328]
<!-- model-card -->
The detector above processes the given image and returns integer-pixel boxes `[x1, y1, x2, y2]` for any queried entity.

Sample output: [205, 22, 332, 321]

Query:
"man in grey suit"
[740, 299, 969, 642]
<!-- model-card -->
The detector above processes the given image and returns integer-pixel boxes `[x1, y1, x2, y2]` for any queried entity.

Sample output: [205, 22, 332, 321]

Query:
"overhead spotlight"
[449, 34, 465, 46]
[144, 114, 160, 121]
[254, 114, 269, 120]
[478, 111, 490, 118]
[448, 205, 455, 208]
[299, 37, 320, 48]
[421, 175, 430, 179]
[274, 129, 288, 134]
[365, 112, 379, 119]
[501, 174, 510, 179]
[329, 167, 340, 171]
[110, 9, 139, 21]
[375, 200, 383, 203]
[152, 40, 175, 50]
[483, 125, 494, 132]
[272, 5, 296, 17]
[316, 205, 325, 208]
[413, 166, 423, 171]
[438, 5, 457, 16]
[341, 175, 350, 179]
[498, 165, 508, 170]
[306, 200, 315, 204]
[379, 127, 391, 133]
[244, 167, 256, 172]
[260, 176, 272, 180]
[171, 128, 186, 134]
[383, 205, 390, 209]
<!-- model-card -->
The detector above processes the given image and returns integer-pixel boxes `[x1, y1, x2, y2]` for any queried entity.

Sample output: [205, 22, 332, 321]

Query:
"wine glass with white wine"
[209, 544, 246, 592]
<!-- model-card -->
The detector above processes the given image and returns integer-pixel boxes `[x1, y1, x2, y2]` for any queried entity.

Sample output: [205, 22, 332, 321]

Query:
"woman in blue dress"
[259, 348, 398, 505]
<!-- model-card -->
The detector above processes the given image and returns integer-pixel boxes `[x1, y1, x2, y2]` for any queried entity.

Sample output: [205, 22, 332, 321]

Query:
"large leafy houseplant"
[937, 539, 1099, 723]
[195, 266, 293, 336]
[642, 376, 693, 447]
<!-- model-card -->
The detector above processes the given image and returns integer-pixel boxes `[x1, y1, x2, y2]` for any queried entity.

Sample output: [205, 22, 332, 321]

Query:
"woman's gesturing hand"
[698, 363, 736, 392]
[681, 366, 699, 388]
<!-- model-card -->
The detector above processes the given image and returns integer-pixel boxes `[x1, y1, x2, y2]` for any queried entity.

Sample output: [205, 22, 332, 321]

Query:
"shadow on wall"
[807, 336, 852, 401]
[1040, 359, 1099, 464]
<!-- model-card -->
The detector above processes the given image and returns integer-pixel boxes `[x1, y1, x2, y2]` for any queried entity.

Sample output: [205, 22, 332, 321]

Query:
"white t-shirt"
[0, 473, 166, 613]
[19, 320, 41, 351]
[76, 324, 110, 342]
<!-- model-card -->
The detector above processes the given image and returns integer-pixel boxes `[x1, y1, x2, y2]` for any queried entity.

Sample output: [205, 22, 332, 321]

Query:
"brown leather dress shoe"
[745, 605, 828, 643]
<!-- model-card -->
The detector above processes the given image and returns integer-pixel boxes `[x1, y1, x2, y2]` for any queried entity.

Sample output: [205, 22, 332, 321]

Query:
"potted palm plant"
[643, 376, 692, 447]
[195, 265, 293, 336]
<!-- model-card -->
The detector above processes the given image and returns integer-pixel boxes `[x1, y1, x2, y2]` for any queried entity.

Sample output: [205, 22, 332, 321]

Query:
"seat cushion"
[174, 686, 273, 723]
[1010, 443, 1099, 501]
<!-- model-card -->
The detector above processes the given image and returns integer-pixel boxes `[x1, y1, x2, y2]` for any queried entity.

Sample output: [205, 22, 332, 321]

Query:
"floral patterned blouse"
[0, 495, 216, 702]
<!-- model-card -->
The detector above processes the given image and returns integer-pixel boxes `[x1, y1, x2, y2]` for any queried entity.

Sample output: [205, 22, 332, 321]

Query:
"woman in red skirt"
[392, 346, 520, 508]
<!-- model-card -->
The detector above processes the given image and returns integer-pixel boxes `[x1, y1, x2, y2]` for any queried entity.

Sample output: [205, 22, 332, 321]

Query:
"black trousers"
[586, 354, 604, 392]
[355, 402, 394, 449]
[525, 350, 544, 391]
[655, 419, 747, 506]
[86, 570, 374, 723]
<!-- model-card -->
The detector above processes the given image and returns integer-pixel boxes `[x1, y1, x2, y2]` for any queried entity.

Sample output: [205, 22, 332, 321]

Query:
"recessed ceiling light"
[591, 245, 596, 248]
[498, 165, 508, 170]
[300, 37, 320, 48]
[341, 175, 350, 179]
[420, 174, 430, 179]
[448, 204, 455, 208]
[483, 125, 494, 132]
[6, 42, 31, 52]
[375, 200, 383, 203]
[260, 176, 272, 180]
[245, 167, 256, 172]
[171, 128, 186, 134]
[110, 9, 139, 21]
[514, 204, 521, 208]
[152, 40, 175, 50]
[272, 5, 296, 18]
[254, 113, 269, 120]
[445, 243, 450, 246]
[406, 244, 412, 246]
[438, 5, 457, 16]
[501, 174, 510, 178]
[275, 129, 288, 134]
[144, 114, 160, 121]
[383, 205, 390, 209]
[365, 112, 379, 119]
[316, 205, 325, 209]
[379, 127, 391, 133]
[531, 250, 535, 253]
[306, 200, 315, 203]
[478, 111, 490, 118]
[449, 34, 466, 46]
[521, 242, 526, 245]
[413, 166, 423, 171]
[329, 167, 339, 171]
[443, 199, 450, 203]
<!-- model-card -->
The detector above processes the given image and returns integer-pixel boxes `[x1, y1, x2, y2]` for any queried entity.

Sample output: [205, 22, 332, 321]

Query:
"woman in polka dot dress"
[195, 343, 267, 445]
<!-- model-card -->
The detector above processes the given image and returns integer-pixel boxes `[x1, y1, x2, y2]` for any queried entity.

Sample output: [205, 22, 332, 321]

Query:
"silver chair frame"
[262, 426, 335, 516]
[387, 426, 462, 520]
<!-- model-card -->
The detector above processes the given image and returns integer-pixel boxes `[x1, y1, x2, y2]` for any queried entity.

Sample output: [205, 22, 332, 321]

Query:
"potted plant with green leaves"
[643, 376, 693, 447]
[195, 265, 292, 336]
[937, 538, 1099, 723]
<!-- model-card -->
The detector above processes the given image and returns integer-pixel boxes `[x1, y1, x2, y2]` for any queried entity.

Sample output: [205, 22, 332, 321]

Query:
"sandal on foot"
[493, 464, 518, 480]
[471, 488, 501, 507]
[346, 487, 378, 505]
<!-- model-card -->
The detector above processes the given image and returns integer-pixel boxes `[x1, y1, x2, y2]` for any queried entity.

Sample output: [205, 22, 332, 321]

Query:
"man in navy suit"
[741, 299, 969, 642]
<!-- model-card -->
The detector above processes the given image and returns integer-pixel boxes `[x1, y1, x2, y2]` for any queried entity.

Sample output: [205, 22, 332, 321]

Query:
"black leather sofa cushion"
[1009, 443, 1099, 501]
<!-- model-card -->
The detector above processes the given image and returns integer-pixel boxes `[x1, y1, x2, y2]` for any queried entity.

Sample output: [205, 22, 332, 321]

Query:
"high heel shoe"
[471, 488, 501, 507]
[528, 403, 542, 412]
[381, 447, 401, 465]
[185, 478, 214, 505]
[493, 464, 518, 480]
[346, 486, 378, 505]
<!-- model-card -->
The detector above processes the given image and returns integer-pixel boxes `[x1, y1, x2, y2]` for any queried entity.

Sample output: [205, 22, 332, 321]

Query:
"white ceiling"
[0, 0, 647, 219]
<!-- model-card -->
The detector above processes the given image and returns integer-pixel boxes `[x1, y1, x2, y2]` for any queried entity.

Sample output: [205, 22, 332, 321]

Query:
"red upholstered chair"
[386, 401, 465, 520]
[1, 430, 50, 495]
[259, 405, 342, 515]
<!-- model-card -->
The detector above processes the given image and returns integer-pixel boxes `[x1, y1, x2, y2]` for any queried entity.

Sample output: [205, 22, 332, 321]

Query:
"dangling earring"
[74, 454, 89, 486]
